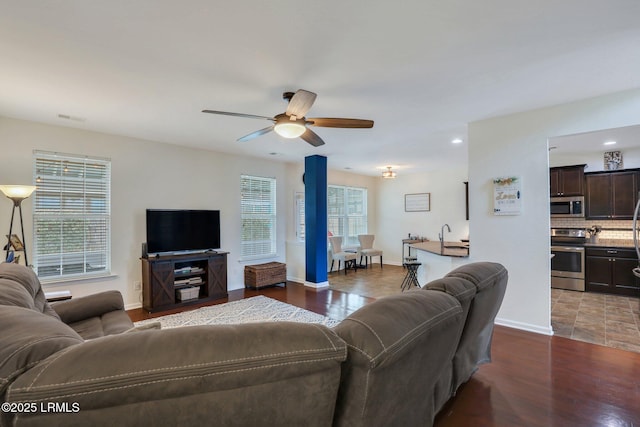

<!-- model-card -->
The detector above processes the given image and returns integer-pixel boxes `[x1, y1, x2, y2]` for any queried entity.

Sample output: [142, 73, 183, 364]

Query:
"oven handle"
[551, 246, 585, 252]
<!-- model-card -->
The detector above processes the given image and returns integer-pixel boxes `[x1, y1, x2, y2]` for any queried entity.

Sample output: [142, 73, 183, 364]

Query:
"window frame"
[294, 191, 305, 243]
[240, 174, 277, 260]
[327, 184, 367, 247]
[32, 150, 112, 282]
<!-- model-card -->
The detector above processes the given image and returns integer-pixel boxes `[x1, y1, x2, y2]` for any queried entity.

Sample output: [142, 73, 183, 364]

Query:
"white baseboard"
[386, 261, 403, 267]
[304, 280, 329, 289]
[495, 317, 554, 336]
[125, 302, 142, 311]
[287, 275, 305, 284]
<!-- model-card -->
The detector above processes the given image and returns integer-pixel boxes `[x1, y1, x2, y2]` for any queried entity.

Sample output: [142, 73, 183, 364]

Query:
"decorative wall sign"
[493, 176, 522, 215]
[604, 151, 622, 170]
[404, 193, 430, 212]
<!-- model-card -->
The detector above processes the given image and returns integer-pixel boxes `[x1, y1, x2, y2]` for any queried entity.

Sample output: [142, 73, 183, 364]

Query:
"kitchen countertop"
[409, 241, 470, 258]
[584, 238, 635, 248]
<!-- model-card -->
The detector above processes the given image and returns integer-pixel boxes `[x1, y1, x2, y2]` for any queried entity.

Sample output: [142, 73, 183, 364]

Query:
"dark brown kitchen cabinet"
[550, 165, 585, 196]
[585, 170, 638, 219]
[586, 247, 639, 296]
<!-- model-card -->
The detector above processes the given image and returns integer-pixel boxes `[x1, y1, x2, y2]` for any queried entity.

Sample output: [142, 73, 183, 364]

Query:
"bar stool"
[403, 256, 417, 268]
[401, 261, 421, 291]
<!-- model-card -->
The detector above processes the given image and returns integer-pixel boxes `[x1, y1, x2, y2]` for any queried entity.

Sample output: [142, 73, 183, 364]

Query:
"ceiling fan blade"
[285, 89, 317, 118]
[237, 126, 274, 142]
[300, 128, 325, 147]
[307, 117, 374, 128]
[202, 110, 274, 121]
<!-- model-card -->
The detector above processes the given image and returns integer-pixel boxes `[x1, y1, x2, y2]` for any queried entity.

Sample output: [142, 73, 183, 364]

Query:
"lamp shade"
[0, 185, 37, 201]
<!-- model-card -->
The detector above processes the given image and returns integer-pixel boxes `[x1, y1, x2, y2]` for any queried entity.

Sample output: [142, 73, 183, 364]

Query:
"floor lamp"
[0, 185, 36, 267]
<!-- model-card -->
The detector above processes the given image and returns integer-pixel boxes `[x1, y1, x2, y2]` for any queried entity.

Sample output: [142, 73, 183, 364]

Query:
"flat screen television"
[146, 209, 221, 254]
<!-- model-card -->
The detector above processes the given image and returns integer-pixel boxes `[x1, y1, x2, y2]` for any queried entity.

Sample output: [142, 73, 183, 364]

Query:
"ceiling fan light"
[382, 167, 397, 179]
[274, 121, 306, 138]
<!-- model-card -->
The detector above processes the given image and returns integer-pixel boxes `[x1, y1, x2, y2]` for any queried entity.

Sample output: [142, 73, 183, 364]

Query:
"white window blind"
[32, 151, 111, 280]
[327, 185, 367, 247]
[240, 175, 276, 259]
[295, 192, 305, 242]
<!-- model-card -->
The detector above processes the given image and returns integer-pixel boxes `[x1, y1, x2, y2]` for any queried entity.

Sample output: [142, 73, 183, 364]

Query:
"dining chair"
[329, 236, 357, 274]
[358, 234, 383, 268]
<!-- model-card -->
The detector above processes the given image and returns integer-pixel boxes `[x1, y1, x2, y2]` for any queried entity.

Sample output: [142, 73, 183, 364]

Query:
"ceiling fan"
[202, 89, 374, 147]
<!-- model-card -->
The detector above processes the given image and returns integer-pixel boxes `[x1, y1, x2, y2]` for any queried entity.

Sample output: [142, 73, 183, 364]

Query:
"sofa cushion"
[425, 276, 477, 317]
[52, 290, 126, 324]
[333, 289, 465, 427]
[65, 309, 135, 340]
[0, 263, 60, 319]
[444, 262, 508, 392]
[6, 322, 346, 426]
[0, 278, 36, 310]
[0, 306, 83, 398]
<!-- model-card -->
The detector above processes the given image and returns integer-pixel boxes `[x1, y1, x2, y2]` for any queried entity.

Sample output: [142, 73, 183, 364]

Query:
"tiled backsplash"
[551, 218, 634, 239]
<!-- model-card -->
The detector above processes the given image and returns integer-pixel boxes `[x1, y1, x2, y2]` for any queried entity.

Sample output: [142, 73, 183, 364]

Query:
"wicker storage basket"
[244, 262, 287, 289]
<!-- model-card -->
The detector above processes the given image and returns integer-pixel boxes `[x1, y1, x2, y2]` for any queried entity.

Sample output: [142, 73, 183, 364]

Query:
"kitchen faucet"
[439, 224, 451, 253]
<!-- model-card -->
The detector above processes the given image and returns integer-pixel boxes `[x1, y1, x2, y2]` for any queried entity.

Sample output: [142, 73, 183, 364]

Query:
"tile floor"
[551, 288, 640, 353]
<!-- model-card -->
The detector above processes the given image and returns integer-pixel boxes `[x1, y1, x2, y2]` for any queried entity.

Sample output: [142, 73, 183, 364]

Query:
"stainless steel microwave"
[550, 196, 584, 218]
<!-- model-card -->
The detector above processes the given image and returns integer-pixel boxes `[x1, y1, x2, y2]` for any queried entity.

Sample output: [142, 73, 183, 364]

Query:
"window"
[327, 185, 367, 247]
[294, 192, 305, 242]
[240, 175, 276, 259]
[33, 151, 111, 280]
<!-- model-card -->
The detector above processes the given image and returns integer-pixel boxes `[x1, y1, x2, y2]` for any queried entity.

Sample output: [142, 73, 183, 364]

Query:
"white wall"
[0, 116, 289, 308]
[468, 88, 640, 335]
[376, 168, 469, 265]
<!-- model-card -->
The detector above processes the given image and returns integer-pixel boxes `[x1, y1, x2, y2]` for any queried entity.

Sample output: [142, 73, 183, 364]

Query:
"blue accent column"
[305, 155, 328, 286]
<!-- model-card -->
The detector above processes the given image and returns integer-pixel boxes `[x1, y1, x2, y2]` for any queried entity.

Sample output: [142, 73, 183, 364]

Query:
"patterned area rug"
[135, 295, 340, 329]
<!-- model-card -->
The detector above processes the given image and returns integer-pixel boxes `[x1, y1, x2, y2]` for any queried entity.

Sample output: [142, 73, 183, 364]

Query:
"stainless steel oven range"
[551, 228, 586, 291]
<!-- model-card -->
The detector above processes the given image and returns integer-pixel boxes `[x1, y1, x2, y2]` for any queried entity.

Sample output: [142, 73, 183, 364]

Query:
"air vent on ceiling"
[57, 114, 86, 122]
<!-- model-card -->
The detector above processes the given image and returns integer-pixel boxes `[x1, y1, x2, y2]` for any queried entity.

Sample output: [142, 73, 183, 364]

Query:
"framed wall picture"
[405, 193, 430, 212]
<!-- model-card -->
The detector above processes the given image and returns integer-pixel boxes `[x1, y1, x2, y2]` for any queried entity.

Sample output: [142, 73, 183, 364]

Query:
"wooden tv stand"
[141, 251, 228, 313]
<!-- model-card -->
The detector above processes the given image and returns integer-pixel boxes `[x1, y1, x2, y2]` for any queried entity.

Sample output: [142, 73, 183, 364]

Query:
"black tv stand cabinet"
[141, 251, 228, 313]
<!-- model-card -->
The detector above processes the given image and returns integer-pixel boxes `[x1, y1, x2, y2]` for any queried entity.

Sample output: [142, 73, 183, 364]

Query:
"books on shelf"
[174, 266, 205, 275]
[174, 277, 204, 286]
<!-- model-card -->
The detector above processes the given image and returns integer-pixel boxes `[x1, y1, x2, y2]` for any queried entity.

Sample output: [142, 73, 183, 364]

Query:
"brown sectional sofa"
[0, 261, 507, 427]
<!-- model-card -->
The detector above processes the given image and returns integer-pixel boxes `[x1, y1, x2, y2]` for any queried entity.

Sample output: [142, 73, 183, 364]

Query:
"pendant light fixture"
[382, 166, 397, 179]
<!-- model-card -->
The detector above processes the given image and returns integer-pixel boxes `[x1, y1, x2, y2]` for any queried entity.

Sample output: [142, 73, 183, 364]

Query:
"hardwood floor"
[127, 281, 374, 323]
[435, 326, 640, 426]
[328, 263, 408, 299]
[127, 273, 640, 425]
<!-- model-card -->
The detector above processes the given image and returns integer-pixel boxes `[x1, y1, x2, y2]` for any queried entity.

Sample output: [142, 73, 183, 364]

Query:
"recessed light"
[604, 141, 617, 145]
[452, 138, 463, 144]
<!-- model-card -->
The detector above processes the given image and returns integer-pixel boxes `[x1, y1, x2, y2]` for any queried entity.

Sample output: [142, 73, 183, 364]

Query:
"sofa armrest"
[51, 290, 125, 324]
[5, 322, 346, 426]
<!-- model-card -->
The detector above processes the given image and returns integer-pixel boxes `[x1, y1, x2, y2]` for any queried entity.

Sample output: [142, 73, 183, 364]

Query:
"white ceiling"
[1, 1, 639, 176]
[550, 124, 640, 154]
